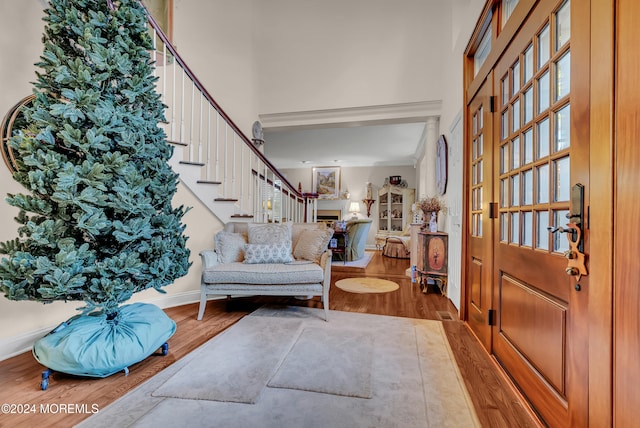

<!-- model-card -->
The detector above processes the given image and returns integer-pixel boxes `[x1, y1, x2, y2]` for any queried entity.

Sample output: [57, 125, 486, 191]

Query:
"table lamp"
[349, 201, 361, 219]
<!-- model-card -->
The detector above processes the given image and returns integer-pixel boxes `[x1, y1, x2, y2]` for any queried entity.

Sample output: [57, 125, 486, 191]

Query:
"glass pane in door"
[538, 71, 550, 113]
[555, 52, 571, 101]
[523, 128, 534, 164]
[511, 138, 521, 169]
[537, 118, 550, 158]
[502, 111, 509, 139]
[512, 61, 521, 93]
[512, 99, 521, 133]
[538, 25, 550, 68]
[523, 87, 533, 124]
[501, 213, 509, 242]
[523, 169, 533, 205]
[511, 212, 520, 244]
[501, 178, 508, 207]
[537, 164, 550, 203]
[501, 145, 509, 173]
[554, 105, 571, 151]
[554, 156, 570, 201]
[536, 210, 549, 250]
[553, 209, 570, 253]
[511, 174, 520, 206]
[502, 75, 510, 105]
[555, 1, 571, 50]
[522, 211, 533, 247]
[523, 45, 534, 82]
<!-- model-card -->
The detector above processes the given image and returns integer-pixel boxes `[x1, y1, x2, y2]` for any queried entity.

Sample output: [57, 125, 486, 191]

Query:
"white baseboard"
[0, 291, 204, 362]
[0, 326, 53, 362]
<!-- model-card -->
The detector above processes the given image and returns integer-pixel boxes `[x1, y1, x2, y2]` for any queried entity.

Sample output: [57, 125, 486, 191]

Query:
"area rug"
[335, 277, 400, 293]
[267, 327, 374, 398]
[331, 250, 374, 270]
[152, 317, 302, 404]
[77, 306, 480, 428]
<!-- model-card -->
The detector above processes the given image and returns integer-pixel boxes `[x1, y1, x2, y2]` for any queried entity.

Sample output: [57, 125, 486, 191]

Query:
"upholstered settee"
[198, 222, 333, 321]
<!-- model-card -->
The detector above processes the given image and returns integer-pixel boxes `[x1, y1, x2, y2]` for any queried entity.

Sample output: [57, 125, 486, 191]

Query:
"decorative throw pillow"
[214, 231, 247, 263]
[294, 227, 334, 262]
[247, 222, 292, 245]
[244, 242, 294, 264]
[291, 223, 326, 249]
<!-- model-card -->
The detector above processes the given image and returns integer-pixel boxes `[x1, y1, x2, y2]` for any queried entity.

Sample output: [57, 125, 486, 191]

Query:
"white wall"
[254, 0, 445, 114]
[440, 0, 486, 132]
[0, 3, 82, 344]
[172, 0, 259, 138]
[437, 0, 486, 310]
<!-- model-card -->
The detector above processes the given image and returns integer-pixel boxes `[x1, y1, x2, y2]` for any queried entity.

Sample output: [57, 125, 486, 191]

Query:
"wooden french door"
[466, 75, 494, 352]
[465, 0, 589, 426]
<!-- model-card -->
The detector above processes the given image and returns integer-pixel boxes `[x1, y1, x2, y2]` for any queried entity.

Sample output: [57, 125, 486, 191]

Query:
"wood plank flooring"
[0, 251, 540, 427]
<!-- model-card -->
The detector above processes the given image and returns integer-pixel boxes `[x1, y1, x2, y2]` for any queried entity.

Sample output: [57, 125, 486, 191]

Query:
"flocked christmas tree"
[0, 0, 190, 317]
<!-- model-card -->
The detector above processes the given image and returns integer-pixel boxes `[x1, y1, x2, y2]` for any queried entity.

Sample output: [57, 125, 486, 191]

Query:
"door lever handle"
[547, 225, 575, 235]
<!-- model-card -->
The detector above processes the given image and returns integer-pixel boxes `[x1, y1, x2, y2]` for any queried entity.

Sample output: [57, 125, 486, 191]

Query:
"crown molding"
[259, 100, 442, 131]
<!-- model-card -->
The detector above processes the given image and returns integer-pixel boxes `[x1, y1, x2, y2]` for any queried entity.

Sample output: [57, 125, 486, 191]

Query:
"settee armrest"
[199, 249, 220, 268]
[319, 249, 332, 285]
[319, 249, 331, 270]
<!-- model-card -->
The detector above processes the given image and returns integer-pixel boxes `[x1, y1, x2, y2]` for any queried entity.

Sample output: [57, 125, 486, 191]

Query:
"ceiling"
[263, 121, 427, 169]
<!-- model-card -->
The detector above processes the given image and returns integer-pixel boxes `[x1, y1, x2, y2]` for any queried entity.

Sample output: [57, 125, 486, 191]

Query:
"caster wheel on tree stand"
[41, 369, 52, 391]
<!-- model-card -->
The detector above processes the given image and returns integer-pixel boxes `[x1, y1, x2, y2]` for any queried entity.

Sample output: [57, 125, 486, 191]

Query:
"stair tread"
[231, 214, 254, 218]
[196, 180, 222, 185]
[167, 140, 188, 146]
[214, 198, 238, 202]
[179, 160, 205, 166]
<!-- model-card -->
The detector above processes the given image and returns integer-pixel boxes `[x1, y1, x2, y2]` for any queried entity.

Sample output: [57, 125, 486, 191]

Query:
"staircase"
[145, 8, 311, 224]
[1, 2, 313, 225]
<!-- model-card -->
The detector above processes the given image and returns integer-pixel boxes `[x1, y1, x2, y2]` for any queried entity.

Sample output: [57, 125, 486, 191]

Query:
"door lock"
[566, 267, 580, 276]
[563, 250, 577, 260]
[548, 183, 588, 282]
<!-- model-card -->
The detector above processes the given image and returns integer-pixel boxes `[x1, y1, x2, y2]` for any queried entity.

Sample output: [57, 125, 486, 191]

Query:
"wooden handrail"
[140, 2, 303, 200]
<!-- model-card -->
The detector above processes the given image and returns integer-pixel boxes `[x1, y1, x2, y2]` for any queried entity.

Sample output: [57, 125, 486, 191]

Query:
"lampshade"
[349, 201, 361, 217]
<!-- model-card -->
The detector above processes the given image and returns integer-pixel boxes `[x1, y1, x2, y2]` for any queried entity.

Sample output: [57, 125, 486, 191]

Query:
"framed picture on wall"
[312, 167, 341, 199]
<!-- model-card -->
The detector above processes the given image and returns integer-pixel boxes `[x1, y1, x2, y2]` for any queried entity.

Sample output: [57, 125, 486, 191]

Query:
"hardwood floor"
[0, 251, 540, 427]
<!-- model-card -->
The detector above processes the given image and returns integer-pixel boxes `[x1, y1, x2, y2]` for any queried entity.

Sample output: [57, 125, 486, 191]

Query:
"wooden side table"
[416, 231, 448, 294]
[330, 231, 348, 263]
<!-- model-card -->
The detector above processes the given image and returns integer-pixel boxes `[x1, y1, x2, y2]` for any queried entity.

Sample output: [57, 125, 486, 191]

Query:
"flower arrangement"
[417, 196, 444, 232]
[417, 196, 443, 213]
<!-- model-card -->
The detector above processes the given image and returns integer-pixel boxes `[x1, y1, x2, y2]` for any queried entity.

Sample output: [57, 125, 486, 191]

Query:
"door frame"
[588, 0, 614, 426]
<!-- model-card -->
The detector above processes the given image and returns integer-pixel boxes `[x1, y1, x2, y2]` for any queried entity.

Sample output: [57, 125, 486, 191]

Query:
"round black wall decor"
[436, 135, 448, 195]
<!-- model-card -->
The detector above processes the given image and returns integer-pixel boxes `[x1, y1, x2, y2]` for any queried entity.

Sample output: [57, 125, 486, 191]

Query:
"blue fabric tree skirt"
[33, 303, 176, 378]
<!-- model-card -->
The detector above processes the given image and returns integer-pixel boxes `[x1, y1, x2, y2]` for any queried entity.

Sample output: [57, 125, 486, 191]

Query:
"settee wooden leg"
[322, 289, 330, 321]
[197, 287, 207, 320]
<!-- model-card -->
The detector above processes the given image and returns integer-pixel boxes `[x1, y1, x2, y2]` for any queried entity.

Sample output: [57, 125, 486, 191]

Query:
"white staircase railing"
[143, 4, 311, 224]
